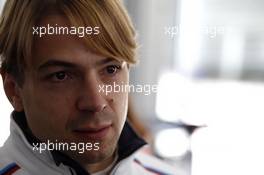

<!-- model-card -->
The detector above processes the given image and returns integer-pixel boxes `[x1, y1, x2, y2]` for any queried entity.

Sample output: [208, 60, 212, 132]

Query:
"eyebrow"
[37, 60, 77, 71]
[96, 57, 120, 66]
[37, 57, 119, 71]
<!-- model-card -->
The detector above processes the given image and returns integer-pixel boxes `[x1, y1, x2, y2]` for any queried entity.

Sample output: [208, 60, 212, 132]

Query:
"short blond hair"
[0, 0, 137, 85]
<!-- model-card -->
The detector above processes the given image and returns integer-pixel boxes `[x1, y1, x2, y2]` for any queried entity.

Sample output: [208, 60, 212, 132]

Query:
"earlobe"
[2, 73, 24, 112]
[11, 95, 24, 112]
[0, 68, 5, 83]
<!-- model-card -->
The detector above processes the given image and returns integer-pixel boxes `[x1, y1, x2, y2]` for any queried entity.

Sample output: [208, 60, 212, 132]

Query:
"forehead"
[31, 15, 105, 69]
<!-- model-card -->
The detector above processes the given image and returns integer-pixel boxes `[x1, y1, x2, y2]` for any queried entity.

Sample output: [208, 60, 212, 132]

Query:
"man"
[0, 0, 177, 174]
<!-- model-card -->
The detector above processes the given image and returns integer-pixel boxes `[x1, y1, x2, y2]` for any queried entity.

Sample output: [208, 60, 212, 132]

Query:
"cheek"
[22, 86, 75, 140]
[109, 89, 128, 131]
[35, 93, 74, 124]
[111, 70, 129, 127]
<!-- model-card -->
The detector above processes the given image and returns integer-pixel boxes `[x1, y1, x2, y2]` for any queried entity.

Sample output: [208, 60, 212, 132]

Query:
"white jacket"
[0, 112, 179, 175]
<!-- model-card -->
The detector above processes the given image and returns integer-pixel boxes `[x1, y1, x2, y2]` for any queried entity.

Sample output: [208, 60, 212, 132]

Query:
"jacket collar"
[13, 111, 146, 175]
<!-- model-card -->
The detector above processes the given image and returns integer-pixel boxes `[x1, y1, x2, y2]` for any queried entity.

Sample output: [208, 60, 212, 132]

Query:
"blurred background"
[1, 0, 264, 175]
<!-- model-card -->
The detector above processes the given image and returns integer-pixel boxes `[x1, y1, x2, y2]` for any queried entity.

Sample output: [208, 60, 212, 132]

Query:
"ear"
[1, 72, 24, 112]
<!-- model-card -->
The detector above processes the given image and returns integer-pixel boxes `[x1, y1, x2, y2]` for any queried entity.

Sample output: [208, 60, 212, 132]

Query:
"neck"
[84, 153, 116, 174]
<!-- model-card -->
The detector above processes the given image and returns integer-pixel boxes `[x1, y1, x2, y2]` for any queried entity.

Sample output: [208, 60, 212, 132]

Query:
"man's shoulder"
[0, 145, 15, 173]
[0, 141, 23, 175]
[0, 144, 9, 164]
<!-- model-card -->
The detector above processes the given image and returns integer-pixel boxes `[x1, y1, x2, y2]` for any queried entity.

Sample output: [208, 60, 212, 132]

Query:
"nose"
[76, 74, 107, 113]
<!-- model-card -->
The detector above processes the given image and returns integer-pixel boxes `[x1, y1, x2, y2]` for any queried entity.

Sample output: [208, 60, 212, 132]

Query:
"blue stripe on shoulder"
[0, 163, 18, 175]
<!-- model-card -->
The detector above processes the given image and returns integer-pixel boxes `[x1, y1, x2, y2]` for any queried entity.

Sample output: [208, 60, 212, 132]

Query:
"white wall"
[0, 76, 12, 146]
[125, 0, 178, 121]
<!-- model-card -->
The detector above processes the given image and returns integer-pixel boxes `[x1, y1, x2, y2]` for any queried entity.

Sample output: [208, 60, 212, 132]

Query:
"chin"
[69, 144, 116, 164]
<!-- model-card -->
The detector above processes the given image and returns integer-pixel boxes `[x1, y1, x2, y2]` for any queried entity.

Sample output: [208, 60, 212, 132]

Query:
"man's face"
[17, 15, 129, 164]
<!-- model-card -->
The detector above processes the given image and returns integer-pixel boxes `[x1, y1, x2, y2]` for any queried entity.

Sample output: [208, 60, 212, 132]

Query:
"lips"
[73, 124, 112, 139]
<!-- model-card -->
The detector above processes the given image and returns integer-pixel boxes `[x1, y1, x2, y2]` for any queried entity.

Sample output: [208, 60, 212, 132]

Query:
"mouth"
[73, 124, 112, 139]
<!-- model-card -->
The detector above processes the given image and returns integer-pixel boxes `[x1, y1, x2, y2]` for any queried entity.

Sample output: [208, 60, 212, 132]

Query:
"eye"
[105, 65, 121, 75]
[50, 71, 69, 82]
